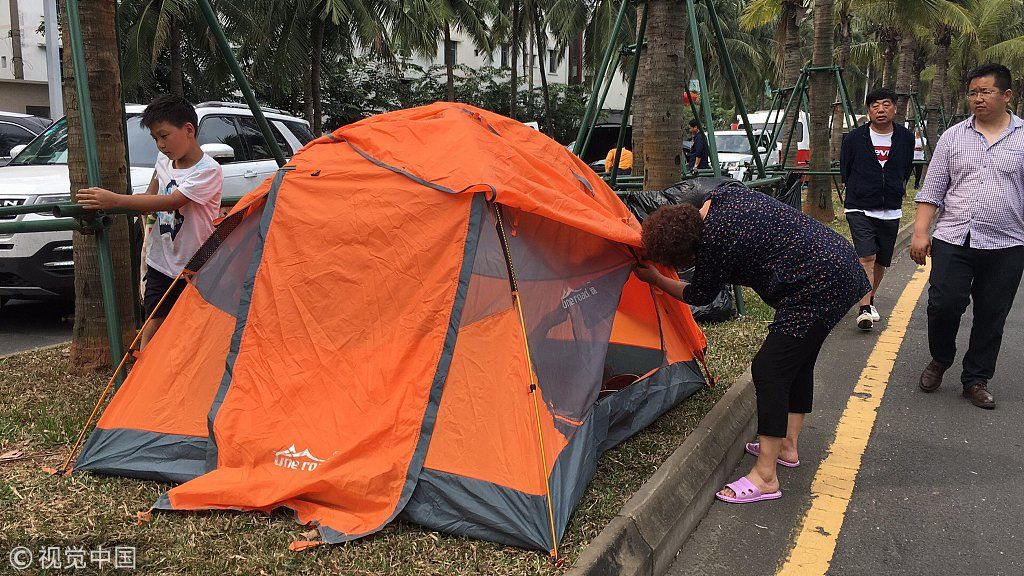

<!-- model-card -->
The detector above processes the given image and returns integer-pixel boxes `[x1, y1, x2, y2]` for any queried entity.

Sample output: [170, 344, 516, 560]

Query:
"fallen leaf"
[0, 449, 25, 462]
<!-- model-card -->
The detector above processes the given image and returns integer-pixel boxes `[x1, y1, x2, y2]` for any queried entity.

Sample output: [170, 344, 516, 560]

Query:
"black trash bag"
[678, 267, 736, 323]
[618, 176, 743, 221]
[618, 177, 738, 324]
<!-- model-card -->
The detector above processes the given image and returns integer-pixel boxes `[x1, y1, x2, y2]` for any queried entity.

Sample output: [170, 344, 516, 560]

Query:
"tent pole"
[491, 203, 561, 562]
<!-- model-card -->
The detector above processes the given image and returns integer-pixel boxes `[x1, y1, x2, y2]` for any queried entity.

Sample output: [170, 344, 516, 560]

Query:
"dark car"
[0, 112, 51, 166]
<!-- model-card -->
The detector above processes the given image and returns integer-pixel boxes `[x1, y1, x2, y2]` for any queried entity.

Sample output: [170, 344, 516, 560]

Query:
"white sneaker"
[869, 305, 881, 322]
[857, 310, 874, 331]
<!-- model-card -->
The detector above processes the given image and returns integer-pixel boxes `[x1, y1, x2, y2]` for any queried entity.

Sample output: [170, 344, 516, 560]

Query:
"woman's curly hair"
[640, 204, 704, 268]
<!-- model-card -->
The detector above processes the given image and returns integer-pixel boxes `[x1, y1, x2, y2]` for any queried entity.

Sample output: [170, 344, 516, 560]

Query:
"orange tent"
[76, 102, 708, 554]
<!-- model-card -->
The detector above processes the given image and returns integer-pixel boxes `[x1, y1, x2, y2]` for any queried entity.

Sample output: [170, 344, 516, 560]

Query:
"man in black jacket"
[840, 88, 915, 331]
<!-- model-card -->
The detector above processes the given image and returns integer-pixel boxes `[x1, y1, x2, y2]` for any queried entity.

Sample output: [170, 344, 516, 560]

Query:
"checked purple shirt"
[916, 114, 1024, 249]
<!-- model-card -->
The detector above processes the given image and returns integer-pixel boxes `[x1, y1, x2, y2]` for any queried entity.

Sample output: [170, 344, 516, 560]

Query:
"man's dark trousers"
[928, 238, 1024, 389]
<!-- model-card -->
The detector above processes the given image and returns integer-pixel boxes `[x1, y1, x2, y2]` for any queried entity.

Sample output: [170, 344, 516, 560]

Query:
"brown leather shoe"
[963, 381, 995, 409]
[919, 360, 949, 393]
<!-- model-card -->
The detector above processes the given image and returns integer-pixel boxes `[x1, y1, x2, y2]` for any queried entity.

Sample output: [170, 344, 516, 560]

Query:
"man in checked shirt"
[912, 63, 1024, 409]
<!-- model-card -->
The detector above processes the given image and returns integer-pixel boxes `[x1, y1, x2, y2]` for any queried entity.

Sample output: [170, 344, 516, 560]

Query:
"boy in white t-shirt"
[78, 94, 222, 348]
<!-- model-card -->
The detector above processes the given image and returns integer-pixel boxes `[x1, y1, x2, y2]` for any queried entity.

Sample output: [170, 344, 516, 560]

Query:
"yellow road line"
[777, 262, 931, 576]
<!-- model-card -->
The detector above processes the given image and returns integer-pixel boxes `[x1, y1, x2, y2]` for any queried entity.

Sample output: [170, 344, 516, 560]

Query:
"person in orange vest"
[604, 147, 633, 175]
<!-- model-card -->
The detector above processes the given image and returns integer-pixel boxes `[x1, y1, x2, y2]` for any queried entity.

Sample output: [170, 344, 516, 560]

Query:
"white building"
[404, 27, 629, 116]
[1, 0, 51, 116]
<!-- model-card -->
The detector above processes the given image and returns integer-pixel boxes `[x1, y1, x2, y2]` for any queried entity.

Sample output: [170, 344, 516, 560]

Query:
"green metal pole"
[0, 218, 105, 235]
[835, 67, 857, 132]
[196, 0, 286, 167]
[704, 0, 764, 178]
[610, 5, 648, 188]
[580, 50, 622, 160]
[66, 0, 126, 378]
[685, 0, 719, 176]
[777, 72, 806, 169]
[574, 0, 630, 156]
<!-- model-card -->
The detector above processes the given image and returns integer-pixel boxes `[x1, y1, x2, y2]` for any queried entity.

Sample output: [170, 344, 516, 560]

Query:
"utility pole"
[44, 0, 63, 118]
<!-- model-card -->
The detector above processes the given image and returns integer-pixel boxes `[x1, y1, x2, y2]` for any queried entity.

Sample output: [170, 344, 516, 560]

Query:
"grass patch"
[0, 292, 772, 575]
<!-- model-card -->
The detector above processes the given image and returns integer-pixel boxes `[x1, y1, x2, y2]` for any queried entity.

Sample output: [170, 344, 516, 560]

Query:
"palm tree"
[641, 0, 686, 189]
[392, 0, 495, 102]
[62, 0, 140, 371]
[806, 0, 835, 222]
[742, 0, 807, 167]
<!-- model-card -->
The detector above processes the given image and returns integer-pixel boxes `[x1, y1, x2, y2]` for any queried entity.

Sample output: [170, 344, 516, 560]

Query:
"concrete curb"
[0, 341, 70, 361]
[568, 371, 757, 576]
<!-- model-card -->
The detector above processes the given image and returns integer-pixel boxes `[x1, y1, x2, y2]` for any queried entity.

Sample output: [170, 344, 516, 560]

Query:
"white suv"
[0, 102, 314, 301]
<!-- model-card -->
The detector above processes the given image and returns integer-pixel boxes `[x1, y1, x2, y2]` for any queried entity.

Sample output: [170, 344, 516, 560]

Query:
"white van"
[735, 110, 810, 167]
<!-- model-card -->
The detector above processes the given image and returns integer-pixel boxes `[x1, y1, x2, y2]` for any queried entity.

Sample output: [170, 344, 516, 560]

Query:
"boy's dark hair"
[965, 63, 1013, 91]
[141, 94, 198, 130]
[641, 204, 704, 269]
[688, 119, 701, 129]
[865, 88, 897, 107]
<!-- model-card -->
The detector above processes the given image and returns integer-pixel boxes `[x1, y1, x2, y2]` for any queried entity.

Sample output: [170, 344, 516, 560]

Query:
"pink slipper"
[745, 442, 800, 468]
[715, 476, 782, 504]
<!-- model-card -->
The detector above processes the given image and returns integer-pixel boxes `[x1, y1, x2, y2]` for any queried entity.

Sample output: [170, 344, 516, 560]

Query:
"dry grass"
[0, 292, 772, 575]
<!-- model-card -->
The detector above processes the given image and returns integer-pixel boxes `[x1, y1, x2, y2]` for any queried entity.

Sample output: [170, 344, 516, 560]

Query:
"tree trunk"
[780, 0, 803, 168]
[310, 17, 324, 134]
[168, 19, 184, 97]
[805, 0, 835, 222]
[893, 33, 916, 124]
[61, 0, 140, 371]
[444, 23, 455, 102]
[510, 0, 519, 117]
[925, 26, 950, 177]
[9, 0, 25, 79]
[830, 0, 852, 159]
[532, 2, 552, 135]
[880, 31, 898, 90]
[641, 0, 686, 190]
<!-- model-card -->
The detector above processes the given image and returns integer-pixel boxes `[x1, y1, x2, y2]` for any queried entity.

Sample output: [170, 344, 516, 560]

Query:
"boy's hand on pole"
[77, 187, 120, 210]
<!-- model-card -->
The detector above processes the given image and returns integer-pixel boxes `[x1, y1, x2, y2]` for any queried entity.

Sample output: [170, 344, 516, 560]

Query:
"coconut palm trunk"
[894, 33, 916, 123]
[444, 23, 456, 101]
[806, 0, 835, 222]
[830, 0, 852, 159]
[62, 0, 140, 371]
[510, 0, 519, 117]
[780, 0, 803, 169]
[532, 2, 552, 135]
[168, 18, 184, 97]
[310, 17, 325, 134]
[641, 0, 686, 190]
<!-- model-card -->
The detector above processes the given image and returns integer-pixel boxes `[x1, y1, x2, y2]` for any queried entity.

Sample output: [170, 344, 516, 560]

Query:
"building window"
[500, 45, 509, 68]
[1, 56, 6, 68]
[548, 50, 557, 73]
[445, 40, 459, 65]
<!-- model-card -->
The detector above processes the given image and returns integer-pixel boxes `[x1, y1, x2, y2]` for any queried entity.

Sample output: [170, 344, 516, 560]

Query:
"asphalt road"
[0, 298, 73, 357]
[669, 245, 1024, 575]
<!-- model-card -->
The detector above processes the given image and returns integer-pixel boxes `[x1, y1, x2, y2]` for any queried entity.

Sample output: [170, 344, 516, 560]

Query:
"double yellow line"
[777, 262, 931, 575]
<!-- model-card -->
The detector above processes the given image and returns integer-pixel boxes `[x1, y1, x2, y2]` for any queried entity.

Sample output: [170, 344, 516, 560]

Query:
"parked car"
[566, 123, 633, 166]
[736, 110, 810, 166]
[712, 130, 777, 181]
[0, 101, 314, 301]
[0, 111, 51, 166]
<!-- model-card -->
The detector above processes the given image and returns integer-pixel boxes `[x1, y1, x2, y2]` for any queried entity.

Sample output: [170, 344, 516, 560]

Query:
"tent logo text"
[562, 286, 599, 309]
[274, 445, 325, 472]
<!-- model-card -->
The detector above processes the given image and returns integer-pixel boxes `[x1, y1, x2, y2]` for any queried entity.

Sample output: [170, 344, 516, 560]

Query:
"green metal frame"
[0, 0, 287, 379]
[576, 0, 770, 185]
